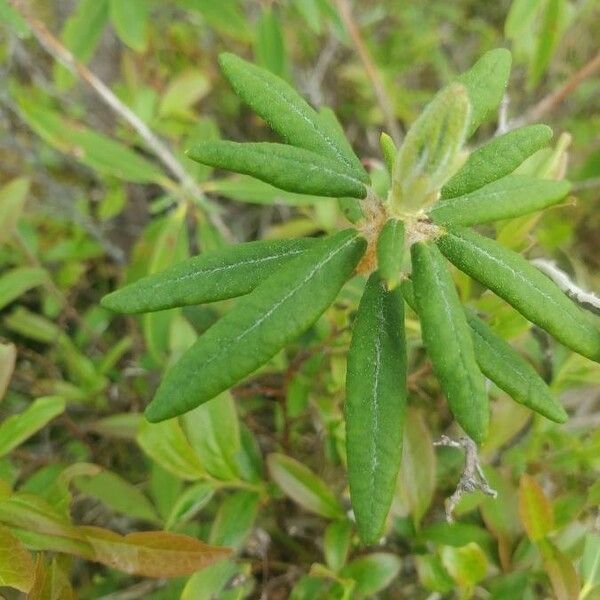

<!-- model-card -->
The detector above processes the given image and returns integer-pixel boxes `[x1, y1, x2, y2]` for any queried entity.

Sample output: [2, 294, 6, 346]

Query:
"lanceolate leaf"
[187, 141, 367, 198]
[218, 53, 368, 182]
[430, 176, 570, 227]
[465, 310, 567, 422]
[0, 524, 35, 592]
[146, 230, 366, 421]
[376, 219, 405, 289]
[441, 124, 553, 198]
[0, 267, 47, 311]
[267, 453, 344, 519]
[0, 177, 29, 244]
[411, 242, 489, 443]
[456, 48, 512, 136]
[102, 238, 317, 313]
[346, 271, 407, 543]
[392, 83, 470, 210]
[437, 228, 600, 362]
[518, 474, 554, 541]
[401, 280, 566, 423]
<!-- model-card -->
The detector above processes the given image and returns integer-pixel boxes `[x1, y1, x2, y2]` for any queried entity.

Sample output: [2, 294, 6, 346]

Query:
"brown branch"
[509, 51, 600, 128]
[333, 0, 402, 144]
[8, 0, 233, 241]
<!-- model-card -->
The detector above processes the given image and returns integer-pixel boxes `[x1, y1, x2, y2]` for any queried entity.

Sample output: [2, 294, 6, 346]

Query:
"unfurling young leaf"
[437, 228, 600, 362]
[376, 219, 405, 289]
[146, 229, 366, 421]
[102, 238, 317, 313]
[455, 48, 512, 136]
[187, 141, 367, 198]
[218, 53, 368, 182]
[346, 271, 406, 543]
[429, 175, 570, 227]
[441, 124, 554, 198]
[391, 83, 471, 210]
[411, 242, 489, 443]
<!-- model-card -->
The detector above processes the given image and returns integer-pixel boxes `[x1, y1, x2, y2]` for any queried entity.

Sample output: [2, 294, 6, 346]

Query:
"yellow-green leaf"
[518, 474, 554, 541]
[0, 524, 35, 592]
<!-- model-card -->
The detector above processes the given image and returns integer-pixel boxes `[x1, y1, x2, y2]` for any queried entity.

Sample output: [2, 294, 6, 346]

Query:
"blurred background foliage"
[0, 0, 599, 597]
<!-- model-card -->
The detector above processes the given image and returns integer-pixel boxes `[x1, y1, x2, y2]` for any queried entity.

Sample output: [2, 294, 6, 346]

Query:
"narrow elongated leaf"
[136, 420, 205, 480]
[466, 310, 567, 422]
[79, 526, 230, 578]
[0, 524, 35, 592]
[218, 53, 368, 181]
[339, 553, 401, 599]
[54, 0, 109, 89]
[380, 132, 397, 173]
[0, 177, 29, 244]
[401, 280, 566, 422]
[165, 483, 214, 530]
[102, 238, 316, 313]
[441, 125, 553, 198]
[430, 176, 570, 227]
[392, 83, 470, 210]
[146, 229, 366, 421]
[255, 7, 287, 78]
[539, 539, 580, 600]
[16, 97, 162, 184]
[376, 219, 405, 289]
[581, 533, 600, 598]
[456, 48, 512, 136]
[346, 271, 406, 543]
[518, 474, 554, 541]
[0, 267, 47, 310]
[188, 141, 367, 198]
[109, 0, 149, 52]
[0, 342, 16, 403]
[324, 520, 352, 572]
[437, 228, 600, 362]
[267, 453, 344, 519]
[411, 242, 488, 442]
[209, 491, 260, 549]
[0, 396, 65, 459]
[530, 0, 567, 87]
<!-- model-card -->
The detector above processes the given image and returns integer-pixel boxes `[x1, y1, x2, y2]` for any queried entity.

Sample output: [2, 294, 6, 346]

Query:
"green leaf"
[188, 141, 367, 198]
[0, 177, 29, 244]
[440, 543, 488, 589]
[411, 242, 489, 442]
[402, 279, 566, 422]
[15, 97, 162, 184]
[159, 69, 211, 118]
[379, 132, 397, 174]
[441, 124, 554, 198]
[73, 470, 160, 524]
[0, 267, 47, 311]
[539, 538, 580, 600]
[103, 237, 316, 313]
[209, 491, 260, 549]
[165, 482, 214, 530]
[0, 0, 29, 37]
[0, 343, 17, 404]
[109, 0, 149, 52]
[0, 396, 65, 459]
[391, 83, 471, 210]
[505, 0, 542, 39]
[0, 524, 35, 592]
[181, 392, 241, 481]
[218, 53, 368, 182]
[267, 453, 344, 519]
[530, 0, 567, 87]
[346, 271, 407, 543]
[54, 0, 109, 89]
[395, 408, 436, 523]
[415, 554, 454, 593]
[177, 0, 251, 42]
[581, 533, 600, 598]
[518, 473, 554, 541]
[456, 48, 512, 136]
[466, 310, 567, 422]
[323, 520, 352, 572]
[430, 175, 570, 227]
[437, 228, 600, 362]
[136, 419, 205, 480]
[255, 7, 287, 78]
[146, 229, 366, 421]
[339, 553, 401, 599]
[376, 219, 405, 289]
[181, 559, 240, 600]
